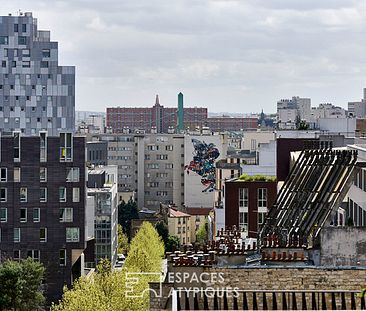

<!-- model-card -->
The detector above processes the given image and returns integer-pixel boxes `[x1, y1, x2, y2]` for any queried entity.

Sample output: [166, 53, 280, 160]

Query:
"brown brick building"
[224, 179, 277, 238]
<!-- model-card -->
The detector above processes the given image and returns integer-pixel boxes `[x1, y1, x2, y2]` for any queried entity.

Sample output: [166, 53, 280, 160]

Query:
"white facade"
[317, 118, 356, 135]
[184, 134, 228, 208]
[310, 104, 346, 121]
[241, 140, 276, 176]
[242, 130, 275, 152]
[277, 96, 311, 129]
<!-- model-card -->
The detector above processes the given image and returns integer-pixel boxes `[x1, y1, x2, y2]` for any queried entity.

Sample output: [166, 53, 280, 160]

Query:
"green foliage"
[155, 221, 179, 251]
[238, 174, 277, 182]
[117, 224, 130, 254]
[52, 222, 164, 311]
[125, 222, 164, 272]
[166, 235, 180, 252]
[118, 198, 139, 240]
[196, 218, 208, 244]
[0, 258, 45, 311]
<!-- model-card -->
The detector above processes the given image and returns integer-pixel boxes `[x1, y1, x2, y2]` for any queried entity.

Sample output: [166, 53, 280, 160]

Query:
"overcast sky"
[3, 0, 366, 113]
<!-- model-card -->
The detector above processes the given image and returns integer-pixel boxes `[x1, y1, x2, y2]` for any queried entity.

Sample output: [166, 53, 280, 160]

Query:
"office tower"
[0, 12, 75, 135]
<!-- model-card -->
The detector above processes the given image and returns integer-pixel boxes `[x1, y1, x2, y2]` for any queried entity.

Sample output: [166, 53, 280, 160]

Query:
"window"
[0, 36, 8, 45]
[239, 188, 248, 208]
[40, 228, 47, 242]
[0, 188, 7, 202]
[33, 208, 40, 222]
[66, 168, 80, 182]
[13, 132, 20, 161]
[239, 212, 248, 231]
[156, 154, 168, 160]
[22, 24, 27, 32]
[258, 212, 267, 225]
[22, 61, 30, 68]
[73, 188, 80, 202]
[14, 24, 18, 32]
[258, 188, 267, 208]
[147, 163, 159, 169]
[22, 49, 30, 57]
[18, 36, 27, 45]
[42, 49, 50, 58]
[1, 61, 6, 67]
[165, 182, 173, 188]
[20, 208, 27, 222]
[59, 249, 66, 266]
[66, 228, 80, 242]
[14, 228, 20, 243]
[40, 167, 47, 182]
[40, 61, 48, 68]
[157, 191, 168, 196]
[165, 163, 173, 169]
[0, 168, 7, 182]
[11, 61, 16, 67]
[14, 49, 18, 57]
[60, 133, 72, 161]
[147, 145, 156, 151]
[14, 167, 20, 182]
[13, 250, 20, 261]
[27, 250, 40, 262]
[40, 132, 47, 162]
[59, 187, 66, 202]
[20, 187, 27, 202]
[60, 208, 73, 222]
[40, 187, 47, 202]
[166, 145, 173, 151]
[0, 208, 7, 222]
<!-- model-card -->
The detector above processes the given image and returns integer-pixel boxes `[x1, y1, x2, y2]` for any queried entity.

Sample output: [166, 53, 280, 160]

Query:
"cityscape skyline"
[2, 1, 366, 112]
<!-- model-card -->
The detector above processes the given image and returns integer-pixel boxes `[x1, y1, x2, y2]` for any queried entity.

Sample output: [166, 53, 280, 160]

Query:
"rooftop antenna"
[18, 9, 23, 16]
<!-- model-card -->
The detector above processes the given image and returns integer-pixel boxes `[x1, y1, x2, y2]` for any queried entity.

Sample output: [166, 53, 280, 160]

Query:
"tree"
[166, 235, 180, 252]
[117, 224, 129, 254]
[0, 258, 45, 311]
[118, 198, 139, 239]
[52, 221, 164, 311]
[125, 222, 164, 272]
[196, 218, 208, 244]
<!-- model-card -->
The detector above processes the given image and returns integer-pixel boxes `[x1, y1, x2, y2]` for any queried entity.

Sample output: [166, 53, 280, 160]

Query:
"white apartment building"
[277, 96, 311, 129]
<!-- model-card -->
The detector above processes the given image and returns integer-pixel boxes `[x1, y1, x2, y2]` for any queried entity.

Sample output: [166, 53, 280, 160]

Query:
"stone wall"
[320, 227, 366, 266]
[150, 266, 366, 310]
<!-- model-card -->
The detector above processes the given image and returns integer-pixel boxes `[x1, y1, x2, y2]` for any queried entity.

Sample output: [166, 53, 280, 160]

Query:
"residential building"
[277, 96, 311, 129]
[185, 207, 212, 244]
[348, 88, 366, 117]
[310, 103, 346, 120]
[106, 95, 207, 134]
[205, 116, 257, 132]
[221, 178, 277, 237]
[0, 132, 86, 304]
[88, 133, 185, 210]
[0, 12, 75, 136]
[168, 208, 191, 245]
[87, 141, 108, 166]
[106, 93, 258, 134]
[87, 165, 118, 267]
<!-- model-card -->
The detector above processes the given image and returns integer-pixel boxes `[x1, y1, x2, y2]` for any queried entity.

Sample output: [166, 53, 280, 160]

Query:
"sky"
[3, 0, 366, 113]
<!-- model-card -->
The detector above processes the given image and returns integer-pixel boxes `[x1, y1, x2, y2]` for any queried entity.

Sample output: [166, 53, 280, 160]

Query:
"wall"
[150, 266, 366, 310]
[320, 227, 366, 266]
[184, 134, 228, 208]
